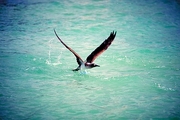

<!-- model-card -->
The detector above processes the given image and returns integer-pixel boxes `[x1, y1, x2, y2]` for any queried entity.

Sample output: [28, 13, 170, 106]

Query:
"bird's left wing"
[54, 29, 84, 65]
[86, 31, 116, 63]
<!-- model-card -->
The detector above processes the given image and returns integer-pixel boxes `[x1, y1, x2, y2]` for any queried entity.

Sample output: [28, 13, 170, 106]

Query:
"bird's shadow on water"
[68, 69, 103, 90]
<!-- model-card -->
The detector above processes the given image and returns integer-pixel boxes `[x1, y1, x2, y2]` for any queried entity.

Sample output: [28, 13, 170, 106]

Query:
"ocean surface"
[0, 0, 180, 119]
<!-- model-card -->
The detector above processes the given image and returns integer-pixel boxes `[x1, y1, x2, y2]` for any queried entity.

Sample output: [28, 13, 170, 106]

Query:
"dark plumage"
[54, 29, 116, 71]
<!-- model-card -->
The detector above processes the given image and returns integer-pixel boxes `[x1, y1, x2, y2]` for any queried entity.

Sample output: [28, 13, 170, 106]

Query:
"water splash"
[79, 69, 88, 75]
[155, 83, 175, 91]
[46, 39, 62, 66]
[79, 63, 89, 75]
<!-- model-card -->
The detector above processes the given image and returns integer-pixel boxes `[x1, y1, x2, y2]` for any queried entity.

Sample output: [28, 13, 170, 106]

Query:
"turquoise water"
[0, 0, 180, 119]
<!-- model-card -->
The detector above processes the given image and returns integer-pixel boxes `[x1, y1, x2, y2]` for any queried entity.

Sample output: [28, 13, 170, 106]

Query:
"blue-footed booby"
[54, 29, 116, 71]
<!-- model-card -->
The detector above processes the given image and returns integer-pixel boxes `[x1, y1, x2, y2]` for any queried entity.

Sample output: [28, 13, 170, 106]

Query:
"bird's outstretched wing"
[86, 31, 116, 63]
[54, 29, 83, 65]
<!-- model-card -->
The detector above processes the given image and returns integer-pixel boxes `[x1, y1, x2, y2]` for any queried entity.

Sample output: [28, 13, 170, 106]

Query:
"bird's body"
[54, 29, 116, 71]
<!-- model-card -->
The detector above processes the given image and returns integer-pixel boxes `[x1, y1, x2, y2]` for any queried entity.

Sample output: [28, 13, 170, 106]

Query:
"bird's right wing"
[86, 31, 116, 63]
[54, 29, 83, 65]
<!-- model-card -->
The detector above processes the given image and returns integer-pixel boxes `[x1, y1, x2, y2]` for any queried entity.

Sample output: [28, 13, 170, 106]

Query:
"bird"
[54, 29, 117, 71]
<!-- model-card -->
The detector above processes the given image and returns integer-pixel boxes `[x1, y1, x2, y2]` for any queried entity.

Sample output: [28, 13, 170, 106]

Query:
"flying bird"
[54, 29, 116, 71]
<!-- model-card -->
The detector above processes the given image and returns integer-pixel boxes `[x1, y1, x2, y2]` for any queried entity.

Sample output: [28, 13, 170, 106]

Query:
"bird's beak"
[95, 64, 100, 67]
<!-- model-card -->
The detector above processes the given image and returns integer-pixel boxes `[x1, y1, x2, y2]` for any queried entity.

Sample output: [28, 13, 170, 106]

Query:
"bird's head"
[85, 63, 100, 68]
[92, 63, 100, 68]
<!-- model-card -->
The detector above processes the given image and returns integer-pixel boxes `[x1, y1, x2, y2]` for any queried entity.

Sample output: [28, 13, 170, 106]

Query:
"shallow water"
[0, 0, 180, 119]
